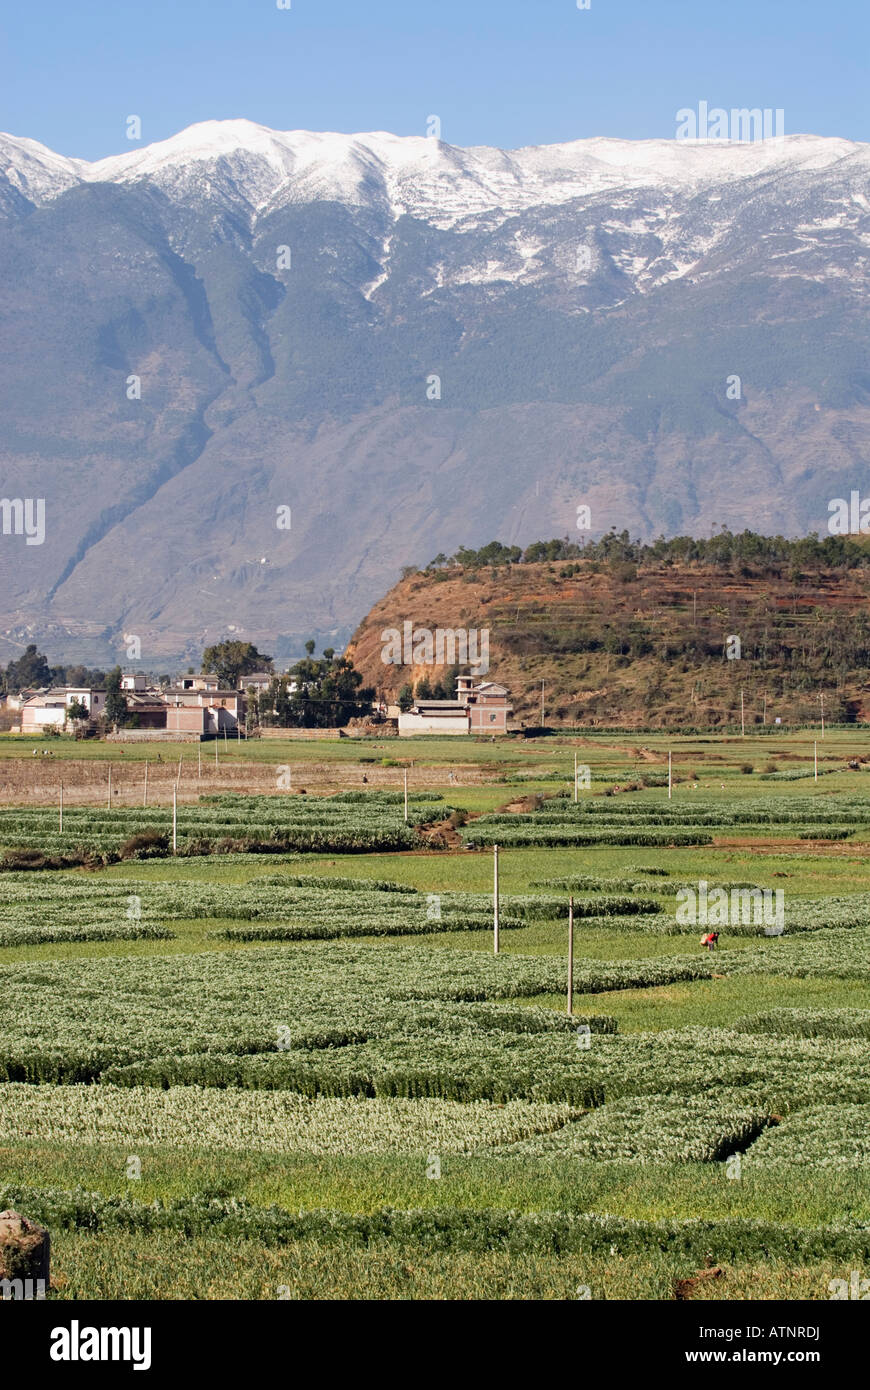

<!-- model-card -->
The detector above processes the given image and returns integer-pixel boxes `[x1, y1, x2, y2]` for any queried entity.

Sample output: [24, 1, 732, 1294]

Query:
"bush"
[739, 764, 754, 775]
[119, 830, 169, 860]
[0, 848, 104, 872]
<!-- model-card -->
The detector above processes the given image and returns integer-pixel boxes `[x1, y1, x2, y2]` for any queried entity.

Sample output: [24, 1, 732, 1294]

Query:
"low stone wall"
[106, 730, 202, 743]
[257, 727, 345, 740]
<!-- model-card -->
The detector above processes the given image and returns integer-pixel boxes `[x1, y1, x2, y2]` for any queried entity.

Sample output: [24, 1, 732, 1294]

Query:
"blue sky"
[2, 0, 867, 159]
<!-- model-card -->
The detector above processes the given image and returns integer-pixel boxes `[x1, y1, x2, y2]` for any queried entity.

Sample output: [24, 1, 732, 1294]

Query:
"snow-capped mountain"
[4, 121, 868, 229]
[0, 121, 868, 665]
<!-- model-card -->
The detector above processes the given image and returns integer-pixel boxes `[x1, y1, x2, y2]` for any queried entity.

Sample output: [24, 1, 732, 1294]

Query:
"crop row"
[600, 894, 870, 937]
[759, 767, 839, 781]
[99, 1027, 870, 1110]
[0, 1084, 579, 1156]
[5, 1083, 864, 1169]
[4, 1183, 869, 1263]
[569, 793, 870, 821]
[731, 1008, 870, 1039]
[728, 926, 870, 980]
[463, 826, 714, 847]
[502, 1090, 772, 1164]
[471, 793, 870, 826]
[249, 874, 417, 893]
[0, 923, 174, 947]
[744, 1105, 870, 1169]
[530, 875, 677, 894]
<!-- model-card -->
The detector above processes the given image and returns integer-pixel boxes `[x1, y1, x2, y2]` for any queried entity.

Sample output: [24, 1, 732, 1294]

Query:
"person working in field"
[700, 931, 719, 951]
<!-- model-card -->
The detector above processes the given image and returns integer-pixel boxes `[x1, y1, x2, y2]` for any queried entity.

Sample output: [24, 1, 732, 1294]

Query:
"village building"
[397, 677, 512, 736]
[14, 668, 251, 740]
[123, 691, 170, 730]
[3, 689, 34, 712]
[116, 673, 169, 729]
[20, 686, 106, 734]
[177, 674, 222, 692]
[238, 671, 276, 694]
[164, 685, 243, 734]
[458, 677, 513, 733]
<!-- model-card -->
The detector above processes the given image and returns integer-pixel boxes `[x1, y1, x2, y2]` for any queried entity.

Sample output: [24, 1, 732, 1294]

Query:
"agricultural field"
[1, 729, 869, 1300]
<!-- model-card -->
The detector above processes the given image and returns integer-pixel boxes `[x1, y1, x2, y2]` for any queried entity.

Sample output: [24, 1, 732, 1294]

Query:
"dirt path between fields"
[713, 835, 868, 856]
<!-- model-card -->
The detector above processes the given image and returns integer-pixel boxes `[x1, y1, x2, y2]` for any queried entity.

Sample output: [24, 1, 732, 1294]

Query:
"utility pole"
[198, 746, 202, 779]
[740, 689, 745, 738]
[172, 785, 177, 855]
[143, 760, 148, 808]
[567, 896, 574, 1016]
[693, 589, 697, 626]
[814, 740, 818, 783]
[107, 765, 112, 810]
[540, 681, 545, 727]
[493, 845, 500, 956]
[59, 780, 63, 833]
[763, 692, 767, 725]
[403, 768, 408, 823]
[574, 751, 578, 803]
[668, 750, 672, 800]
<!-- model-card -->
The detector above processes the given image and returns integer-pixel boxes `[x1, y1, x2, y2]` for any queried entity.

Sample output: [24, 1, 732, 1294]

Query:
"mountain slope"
[1, 122, 869, 666]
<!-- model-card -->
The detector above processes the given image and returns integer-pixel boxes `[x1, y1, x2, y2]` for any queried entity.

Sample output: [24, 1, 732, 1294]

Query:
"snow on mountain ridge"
[1, 121, 866, 227]
[0, 132, 85, 202]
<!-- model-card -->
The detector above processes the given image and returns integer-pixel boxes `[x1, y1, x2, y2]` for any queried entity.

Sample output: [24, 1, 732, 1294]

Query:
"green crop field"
[2, 729, 869, 1301]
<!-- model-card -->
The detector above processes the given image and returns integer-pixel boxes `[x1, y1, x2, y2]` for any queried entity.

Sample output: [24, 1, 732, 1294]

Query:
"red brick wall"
[469, 705, 508, 731]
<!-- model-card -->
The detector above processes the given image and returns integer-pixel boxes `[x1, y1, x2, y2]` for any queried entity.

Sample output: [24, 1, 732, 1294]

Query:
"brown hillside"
[347, 558, 870, 728]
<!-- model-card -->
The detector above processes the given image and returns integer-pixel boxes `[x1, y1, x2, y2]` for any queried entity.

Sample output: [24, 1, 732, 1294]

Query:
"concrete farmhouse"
[398, 676, 512, 736]
[20, 686, 106, 733]
[17, 671, 243, 738]
[163, 681, 244, 736]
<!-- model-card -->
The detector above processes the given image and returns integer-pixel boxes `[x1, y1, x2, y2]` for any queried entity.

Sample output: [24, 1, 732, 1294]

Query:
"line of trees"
[244, 641, 374, 729]
[397, 665, 462, 710]
[418, 529, 870, 577]
[0, 645, 111, 696]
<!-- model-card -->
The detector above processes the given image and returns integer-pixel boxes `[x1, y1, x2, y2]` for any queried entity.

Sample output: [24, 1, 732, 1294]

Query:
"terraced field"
[2, 730, 869, 1300]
